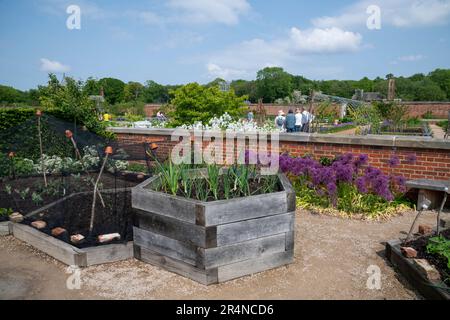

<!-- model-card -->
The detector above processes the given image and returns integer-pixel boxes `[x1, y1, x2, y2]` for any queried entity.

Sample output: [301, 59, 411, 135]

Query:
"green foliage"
[98, 78, 125, 105]
[230, 80, 257, 102]
[0, 107, 36, 131]
[427, 236, 450, 270]
[293, 179, 410, 219]
[142, 80, 172, 103]
[127, 163, 147, 173]
[38, 74, 112, 139]
[348, 104, 382, 133]
[0, 208, 13, 217]
[123, 82, 144, 102]
[107, 101, 145, 117]
[256, 67, 293, 103]
[437, 120, 449, 131]
[169, 83, 247, 126]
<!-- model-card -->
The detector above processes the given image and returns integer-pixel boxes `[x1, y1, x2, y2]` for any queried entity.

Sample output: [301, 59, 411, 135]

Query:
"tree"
[143, 80, 170, 103]
[83, 77, 101, 96]
[230, 80, 257, 102]
[98, 77, 125, 105]
[39, 74, 105, 135]
[256, 67, 293, 103]
[428, 69, 450, 99]
[123, 81, 144, 102]
[0, 85, 26, 104]
[169, 83, 247, 126]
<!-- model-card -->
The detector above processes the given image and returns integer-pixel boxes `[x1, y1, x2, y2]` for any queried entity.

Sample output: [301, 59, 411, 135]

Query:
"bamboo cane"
[8, 152, 16, 179]
[65, 130, 105, 207]
[89, 146, 112, 233]
[36, 110, 47, 187]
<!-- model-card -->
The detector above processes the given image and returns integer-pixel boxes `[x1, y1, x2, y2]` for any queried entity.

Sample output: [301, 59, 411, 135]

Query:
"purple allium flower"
[388, 155, 400, 167]
[354, 154, 369, 167]
[327, 182, 337, 195]
[355, 177, 368, 194]
[392, 175, 407, 193]
[333, 162, 354, 183]
[406, 153, 417, 164]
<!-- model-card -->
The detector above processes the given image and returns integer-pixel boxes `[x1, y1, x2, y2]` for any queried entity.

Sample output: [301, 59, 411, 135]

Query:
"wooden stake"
[65, 130, 105, 207]
[36, 110, 47, 187]
[89, 146, 112, 233]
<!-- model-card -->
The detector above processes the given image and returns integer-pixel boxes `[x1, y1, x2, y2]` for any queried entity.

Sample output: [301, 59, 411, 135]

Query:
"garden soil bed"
[22, 189, 134, 248]
[386, 229, 450, 300]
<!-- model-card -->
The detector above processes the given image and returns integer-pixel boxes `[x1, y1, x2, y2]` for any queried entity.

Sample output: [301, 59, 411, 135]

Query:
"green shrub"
[169, 83, 247, 126]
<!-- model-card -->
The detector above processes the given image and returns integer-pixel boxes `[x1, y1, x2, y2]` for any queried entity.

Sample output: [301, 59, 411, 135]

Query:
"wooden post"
[89, 146, 112, 233]
[36, 110, 47, 187]
[65, 130, 105, 207]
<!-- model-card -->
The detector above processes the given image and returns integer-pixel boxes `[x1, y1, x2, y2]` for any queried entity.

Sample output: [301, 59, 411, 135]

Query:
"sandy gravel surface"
[0, 209, 442, 300]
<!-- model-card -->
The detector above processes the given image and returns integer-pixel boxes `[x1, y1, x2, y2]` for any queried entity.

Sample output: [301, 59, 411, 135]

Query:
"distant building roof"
[352, 90, 383, 102]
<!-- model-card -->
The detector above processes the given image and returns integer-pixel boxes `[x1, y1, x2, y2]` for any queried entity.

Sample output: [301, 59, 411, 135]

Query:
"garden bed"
[132, 170, 295, 285]
[386, 229, 450, 300]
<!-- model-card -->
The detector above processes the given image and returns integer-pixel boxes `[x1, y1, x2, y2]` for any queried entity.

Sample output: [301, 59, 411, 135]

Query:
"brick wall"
[113, 129, 450, 181]
[143, 104, 162, 117]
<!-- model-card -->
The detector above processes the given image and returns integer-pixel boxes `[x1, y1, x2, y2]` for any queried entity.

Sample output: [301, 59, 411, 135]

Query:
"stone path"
[430, 124, 446, 139]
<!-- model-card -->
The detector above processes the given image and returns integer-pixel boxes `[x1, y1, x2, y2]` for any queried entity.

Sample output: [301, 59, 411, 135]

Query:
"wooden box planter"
[132, 172, 296, 285]
[386, 239, 450, 300]
[9, 188, 134, 267]
[0, 221, 12, 236]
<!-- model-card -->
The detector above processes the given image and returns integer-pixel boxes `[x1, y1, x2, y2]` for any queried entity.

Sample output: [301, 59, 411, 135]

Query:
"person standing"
[285, 109, 296, 133]
[295, 108, 302, 132]
[247, 111, 254, 122]
[274, 110, 286, 130]
[301, 108, 311, 133]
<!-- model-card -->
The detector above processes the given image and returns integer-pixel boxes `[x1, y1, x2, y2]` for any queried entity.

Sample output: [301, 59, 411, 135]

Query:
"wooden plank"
[202, 233, 286, 269]
[11, 223, 85, 266]
[134, 227, 199, 266]
[217, 250, 293, 282]
[278, 174, 296, 212]
[83, 241, 134, 266]
[285, 231, 295, 251]
[216, 212, 295, 246]
[132, 187, 199, 224]
[138, 247, 218, 285]
[386, 240, 450, 300]
[202, 192, 288, 226]
[136, 209, 210, 248]
[0, 221, 10, 236]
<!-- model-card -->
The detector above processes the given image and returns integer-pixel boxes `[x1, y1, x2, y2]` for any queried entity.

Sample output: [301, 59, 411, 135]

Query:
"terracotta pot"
[65, 130, 73, 138]
[36, 110, 42, 116]
[105, 146, 113, 154]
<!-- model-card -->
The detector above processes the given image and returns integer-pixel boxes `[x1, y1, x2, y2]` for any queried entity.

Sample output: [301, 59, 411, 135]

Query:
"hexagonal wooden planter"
[131, 172, 296, 285]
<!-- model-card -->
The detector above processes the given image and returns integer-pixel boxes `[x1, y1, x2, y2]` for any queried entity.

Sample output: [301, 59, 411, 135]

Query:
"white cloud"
[40, 58, 71, 73]
[167, 0, 251, 25]
[313, 0, 450, 29]
[206, 27, 362, 80]
[289, 27, 362, 53]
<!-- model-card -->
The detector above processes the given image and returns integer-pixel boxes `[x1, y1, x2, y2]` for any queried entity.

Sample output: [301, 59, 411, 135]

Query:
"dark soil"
[0, 172, 146, 214]
[405, 229, 450, 285]
[21, 190, 135, 249]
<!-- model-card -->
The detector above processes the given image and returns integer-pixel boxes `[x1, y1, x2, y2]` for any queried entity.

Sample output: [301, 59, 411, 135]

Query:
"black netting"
[0, 114, 160, 248]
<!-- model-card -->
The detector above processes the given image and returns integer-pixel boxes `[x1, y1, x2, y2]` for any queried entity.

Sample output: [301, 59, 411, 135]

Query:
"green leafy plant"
[205, 164, 221, 200]
[0, 208, 13, 217]
[4, 184, 12, 195]
[15, 187, 30, 200]
[427, 236, 450, 270]
[31, 192, 44, 205]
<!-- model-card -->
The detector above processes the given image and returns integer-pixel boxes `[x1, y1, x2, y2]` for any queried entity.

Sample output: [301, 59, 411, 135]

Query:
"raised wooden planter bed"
[10, 222, 133, 266]
[0, 221, 11, 236]
[132, 172, 296, 285]
[386, 239, 450, 300]
[9, 188, 134, 267]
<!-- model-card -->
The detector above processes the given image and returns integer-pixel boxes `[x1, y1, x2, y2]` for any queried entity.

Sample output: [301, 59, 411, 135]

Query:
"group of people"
[275, 108, 313, 133]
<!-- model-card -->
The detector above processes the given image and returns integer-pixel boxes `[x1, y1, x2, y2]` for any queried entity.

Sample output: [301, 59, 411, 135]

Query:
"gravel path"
[0, 209, 442, 300]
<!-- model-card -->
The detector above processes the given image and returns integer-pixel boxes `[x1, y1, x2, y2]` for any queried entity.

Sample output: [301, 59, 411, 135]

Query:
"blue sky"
[1, 0, 450, 90]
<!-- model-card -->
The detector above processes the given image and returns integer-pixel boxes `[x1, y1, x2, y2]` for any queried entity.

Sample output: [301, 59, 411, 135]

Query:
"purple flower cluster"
[280, 153, 407, 204]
